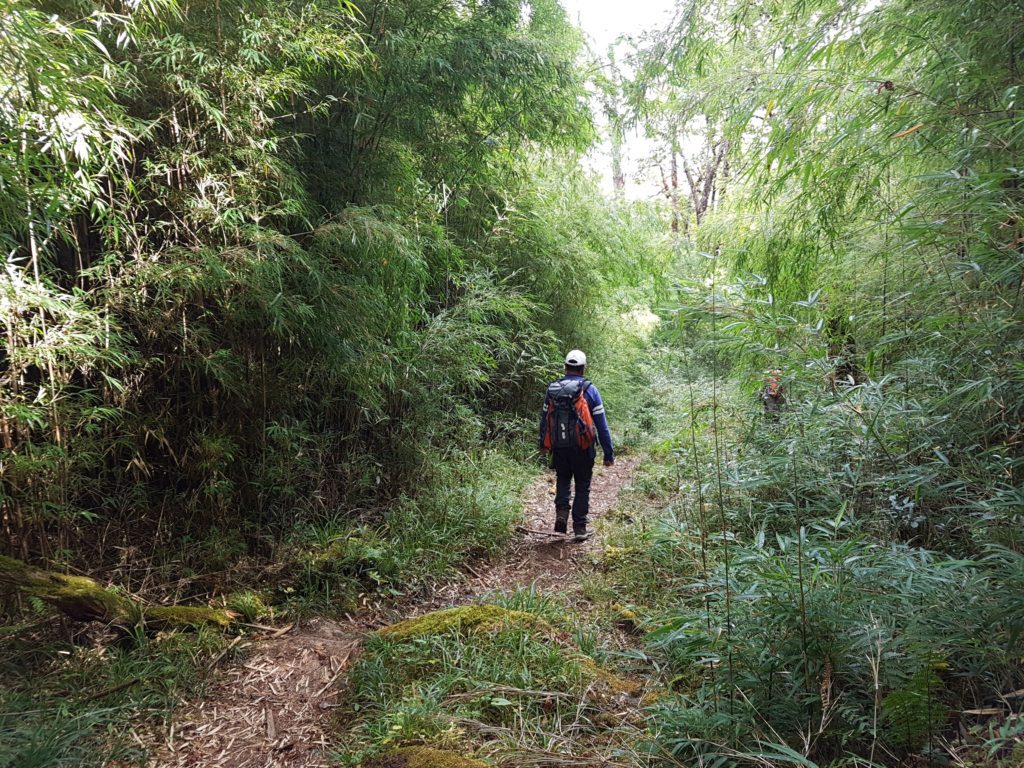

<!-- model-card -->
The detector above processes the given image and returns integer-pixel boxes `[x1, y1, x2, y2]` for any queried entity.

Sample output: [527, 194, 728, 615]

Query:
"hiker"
[538, 350, 614, 541]
[759, 369, 786, 415]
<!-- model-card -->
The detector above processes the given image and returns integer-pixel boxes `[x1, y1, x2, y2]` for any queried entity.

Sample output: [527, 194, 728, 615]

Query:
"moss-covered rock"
[377, 605, 553, 641]
[362, 747, 488, 768]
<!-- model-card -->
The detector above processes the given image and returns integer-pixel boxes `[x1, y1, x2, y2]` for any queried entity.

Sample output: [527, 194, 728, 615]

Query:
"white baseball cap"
[565, 349, 587, 366]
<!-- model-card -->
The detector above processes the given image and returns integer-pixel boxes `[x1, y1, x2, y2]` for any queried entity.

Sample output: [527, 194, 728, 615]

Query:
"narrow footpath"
[150, 457, 640, 768]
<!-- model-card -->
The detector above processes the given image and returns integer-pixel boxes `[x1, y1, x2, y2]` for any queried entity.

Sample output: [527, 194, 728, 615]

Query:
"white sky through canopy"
[559, 0, 678, 199]
[559, 0, 675, 52]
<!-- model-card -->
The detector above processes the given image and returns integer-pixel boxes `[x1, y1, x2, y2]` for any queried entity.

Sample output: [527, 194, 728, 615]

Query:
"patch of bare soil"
[148, 455, 639, 768]
[149, 619, 365, 768]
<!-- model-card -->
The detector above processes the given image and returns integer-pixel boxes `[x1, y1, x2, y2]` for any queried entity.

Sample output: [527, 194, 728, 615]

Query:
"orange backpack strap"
[575, 379, 597, 449]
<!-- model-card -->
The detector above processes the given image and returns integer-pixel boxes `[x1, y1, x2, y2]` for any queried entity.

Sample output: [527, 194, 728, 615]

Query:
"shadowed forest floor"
[149, 457, 640, 767]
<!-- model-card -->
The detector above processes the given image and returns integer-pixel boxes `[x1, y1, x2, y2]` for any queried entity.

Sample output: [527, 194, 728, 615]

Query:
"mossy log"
[0, 555, 235, 630]
[362, 747, 489, 768]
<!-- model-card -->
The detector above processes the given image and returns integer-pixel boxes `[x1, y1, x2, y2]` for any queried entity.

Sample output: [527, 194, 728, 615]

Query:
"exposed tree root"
[0, 555, 236, 630]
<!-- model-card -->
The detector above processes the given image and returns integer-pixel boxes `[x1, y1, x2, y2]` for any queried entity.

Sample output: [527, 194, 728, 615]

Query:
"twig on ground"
[463, 562, 485, 580]
[206, 634, 244, 672]
[314, 648, 354, 697]
[265, 706, 277, 740]
[269, 623, 295, 638]
[236, 622, 281, 632]
[515, 525, 568, 538]
[80, 677, 142, 703]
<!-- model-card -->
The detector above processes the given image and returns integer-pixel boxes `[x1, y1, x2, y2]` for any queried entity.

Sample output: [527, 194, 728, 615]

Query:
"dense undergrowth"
[0, 624, 224, 768]
[587, 357, 1024, 767]
[582, 0, 1024, 763]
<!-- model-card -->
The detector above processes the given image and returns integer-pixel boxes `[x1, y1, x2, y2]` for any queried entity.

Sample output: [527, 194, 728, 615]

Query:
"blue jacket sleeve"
[585, 385, 614, 461]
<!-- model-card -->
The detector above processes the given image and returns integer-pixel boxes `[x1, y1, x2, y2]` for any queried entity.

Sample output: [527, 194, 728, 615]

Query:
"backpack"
[543, 378, 597, 451]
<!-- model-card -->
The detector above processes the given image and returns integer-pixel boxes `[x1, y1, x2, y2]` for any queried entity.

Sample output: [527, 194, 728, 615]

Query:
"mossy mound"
[377, 605, 553, 641]
[363, 746, 488, 768]
[578, 655, 644, 698]
[374, 604, 643, 701]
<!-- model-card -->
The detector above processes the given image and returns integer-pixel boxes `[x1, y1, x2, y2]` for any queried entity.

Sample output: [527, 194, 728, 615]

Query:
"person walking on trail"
[538, 350, 614, 541]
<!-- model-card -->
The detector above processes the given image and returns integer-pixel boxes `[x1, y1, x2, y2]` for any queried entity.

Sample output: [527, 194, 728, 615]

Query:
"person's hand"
[603, 458, 614, 467]
[539, 446, 549, 454]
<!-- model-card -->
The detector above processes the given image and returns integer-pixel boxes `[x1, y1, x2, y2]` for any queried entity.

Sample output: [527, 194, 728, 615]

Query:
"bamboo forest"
[1, 0, 1022, 766]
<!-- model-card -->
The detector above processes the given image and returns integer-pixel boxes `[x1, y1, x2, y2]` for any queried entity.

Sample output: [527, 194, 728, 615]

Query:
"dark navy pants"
[553, 447, 595, 532]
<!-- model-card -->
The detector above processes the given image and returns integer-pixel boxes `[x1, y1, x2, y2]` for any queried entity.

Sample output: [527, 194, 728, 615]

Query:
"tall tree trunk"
[683, 140, 730, 226]
[670, 129, 681, 235]
[610, 123, 625, 198]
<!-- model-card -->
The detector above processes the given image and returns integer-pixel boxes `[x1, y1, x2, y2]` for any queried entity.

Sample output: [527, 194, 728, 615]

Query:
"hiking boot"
[573, 529, 591, 542]
[554, 510, 569, 534]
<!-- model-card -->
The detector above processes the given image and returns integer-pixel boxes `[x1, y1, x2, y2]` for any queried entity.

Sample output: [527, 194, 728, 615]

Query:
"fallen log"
[0, 555, 236, 630]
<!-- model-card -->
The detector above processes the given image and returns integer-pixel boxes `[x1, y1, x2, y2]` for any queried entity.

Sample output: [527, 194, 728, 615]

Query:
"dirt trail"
[150, 457, 639, 768]
[424, 456, 640, 607]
